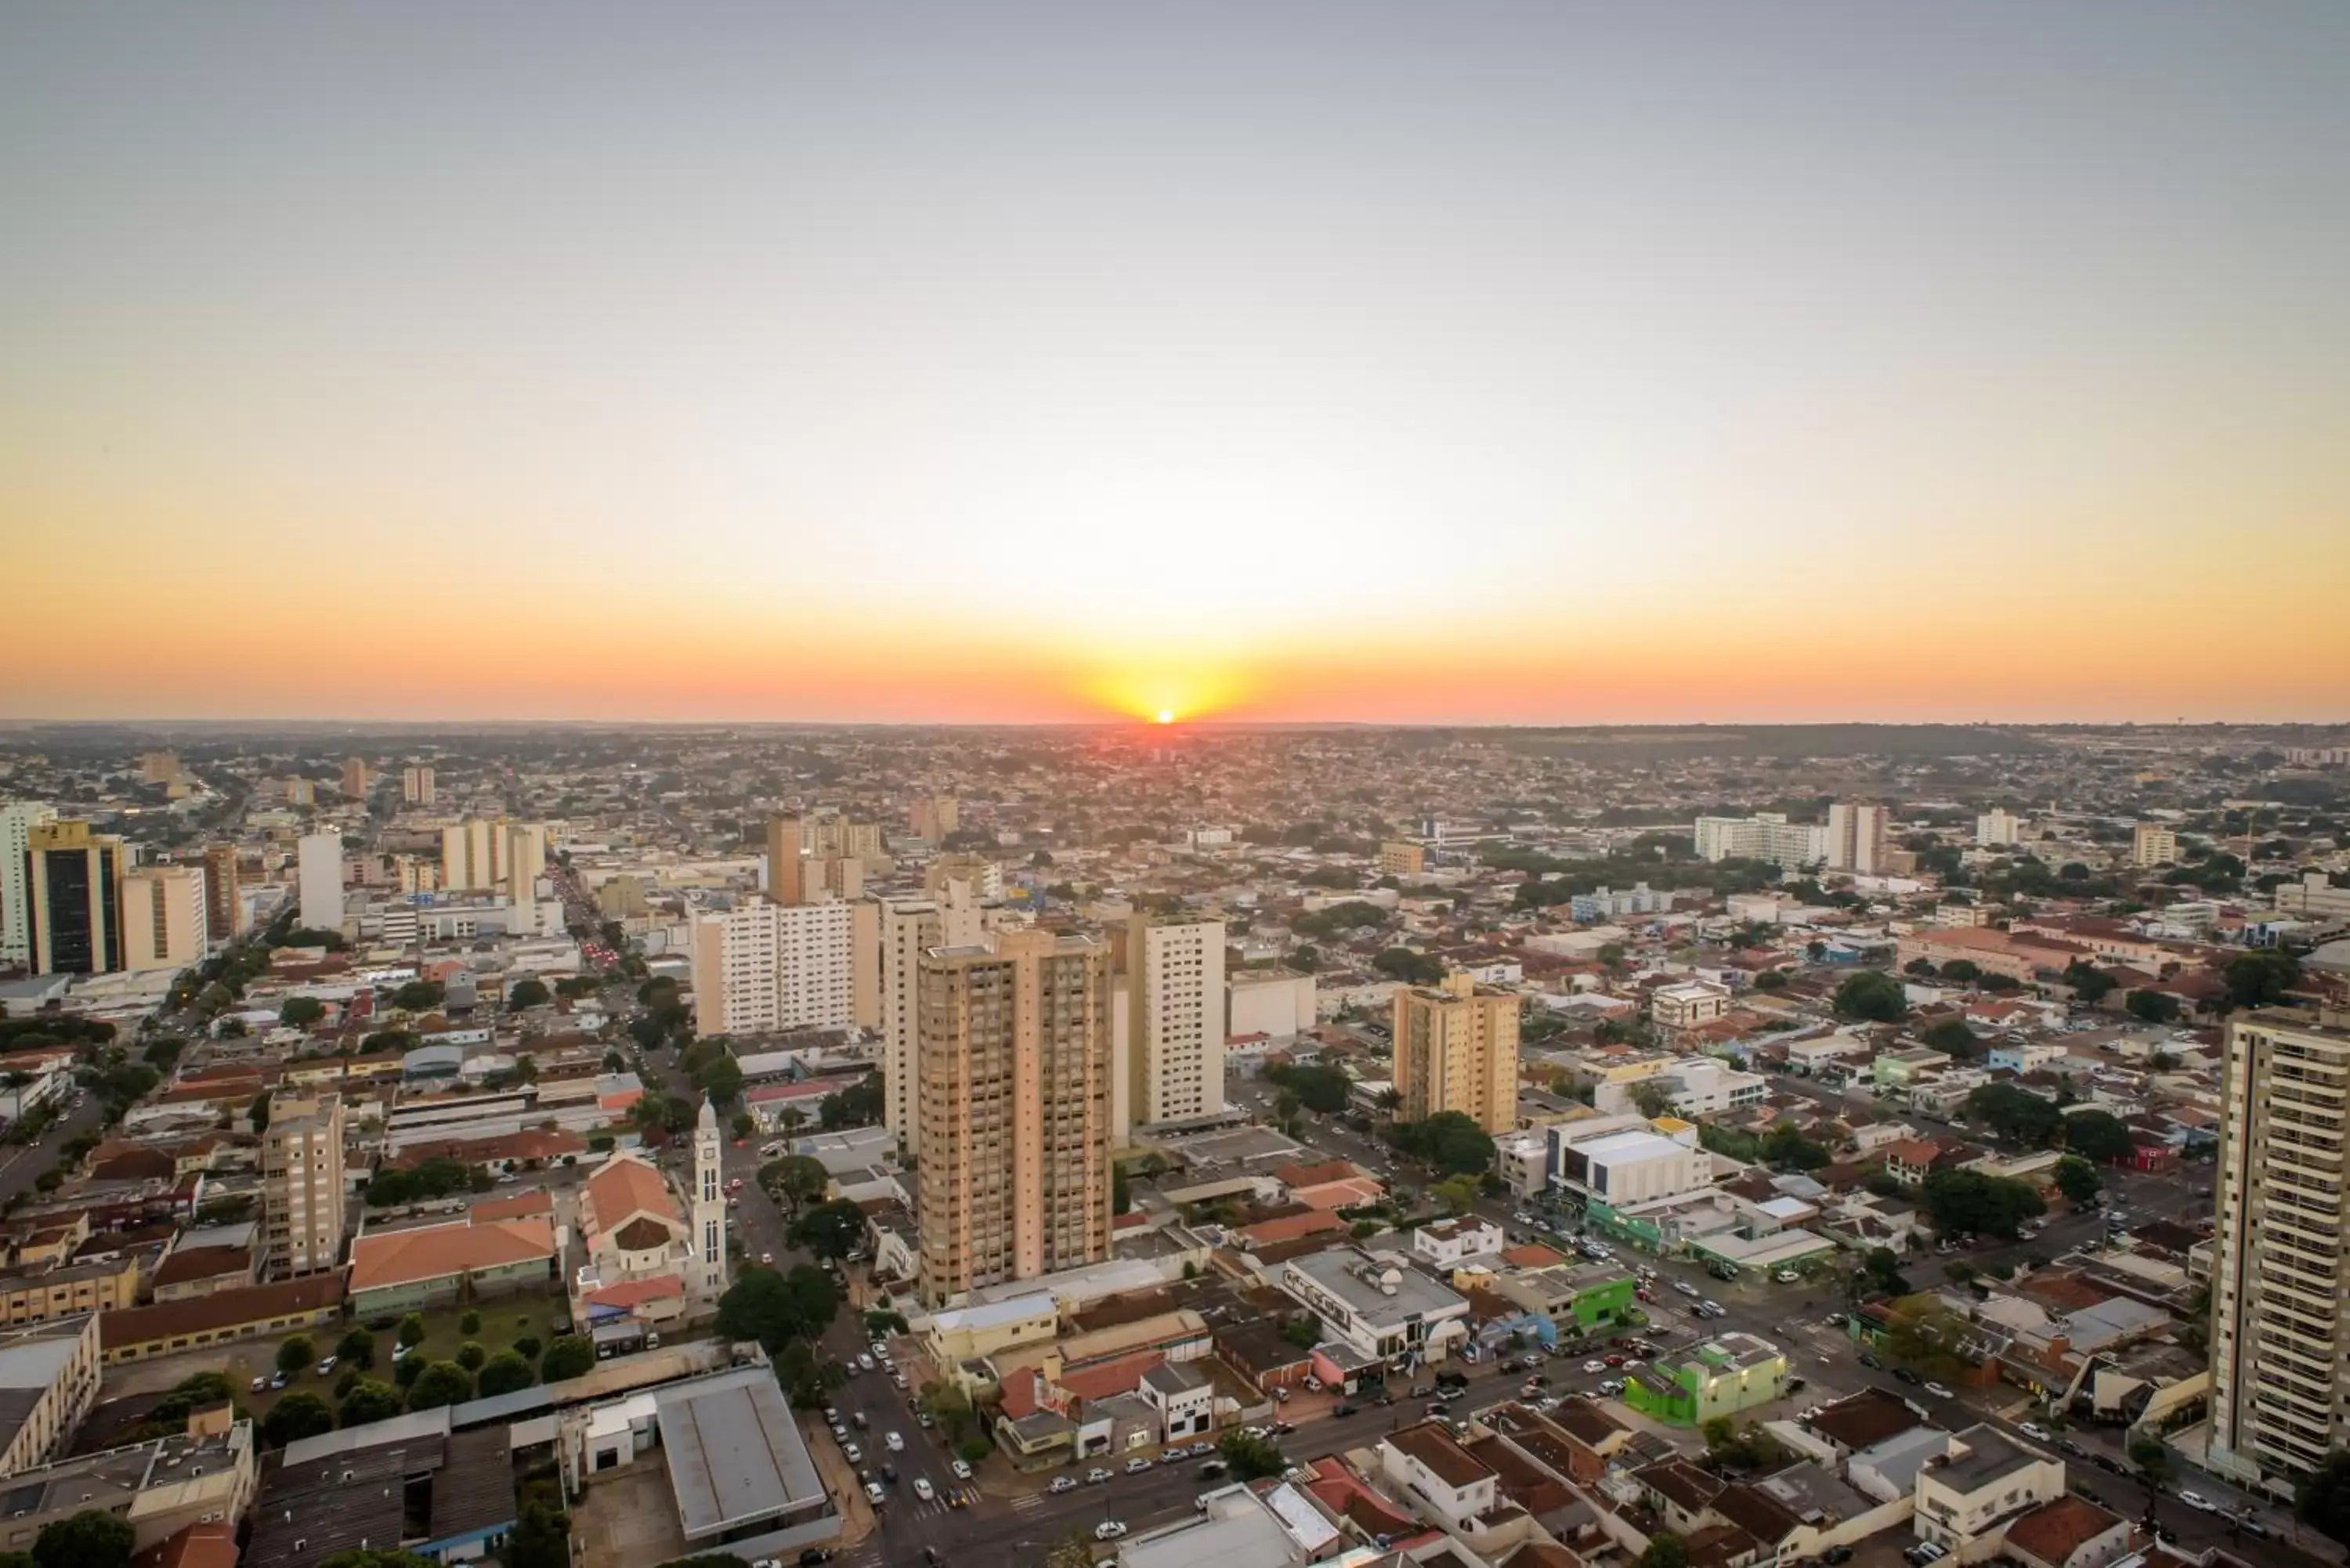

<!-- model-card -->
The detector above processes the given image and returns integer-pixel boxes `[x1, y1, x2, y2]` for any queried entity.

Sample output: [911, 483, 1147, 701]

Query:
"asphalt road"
[0, 1094, 110, 1207]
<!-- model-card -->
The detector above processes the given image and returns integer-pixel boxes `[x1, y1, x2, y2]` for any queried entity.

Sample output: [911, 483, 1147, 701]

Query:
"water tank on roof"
[1380, 1268, 1402, 1295]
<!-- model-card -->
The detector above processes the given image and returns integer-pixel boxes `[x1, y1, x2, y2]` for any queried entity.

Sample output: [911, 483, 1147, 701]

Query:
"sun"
[1154, 709, 1176, 725]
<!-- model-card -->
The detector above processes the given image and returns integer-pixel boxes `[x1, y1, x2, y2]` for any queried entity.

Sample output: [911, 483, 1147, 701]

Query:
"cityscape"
[4, 9, 2350, 1568]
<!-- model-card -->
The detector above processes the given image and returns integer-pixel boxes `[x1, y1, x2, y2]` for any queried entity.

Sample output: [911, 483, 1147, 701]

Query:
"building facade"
[1825, 803, 1891, 874]
[401, 764, 435, 804]
[0, 802, 57, 965]
[916, 930, 1113, 1307]
[295, 831, 342, 934]
[1694, 814, 1829, 869]
[690, 900, 855, 1037]
[1119, 913, 1227, 1136]
[118, 865, 207, 973]
[262, 1092, 347, 1281]
[24, 821, 126, 977]
[859, 888, 999, 1145]
[2207, 1008, 2350, 1487]
[202, 841, 242, 942]
[2131, 824, 2179, 869]
[1392, 972, 1520, 1134]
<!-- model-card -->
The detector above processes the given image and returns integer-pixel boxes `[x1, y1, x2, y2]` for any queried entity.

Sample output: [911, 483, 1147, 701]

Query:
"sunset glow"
[1, 5, 2345, 724]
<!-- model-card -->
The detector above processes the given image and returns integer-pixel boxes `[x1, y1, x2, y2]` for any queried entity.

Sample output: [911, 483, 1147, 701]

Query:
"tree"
[319, 1551, 438, 1568]
[1629, 1081, 1676, 1119]
[2125, 989, 2182, 1024]
[1761, 1122, 1833, 1171]
[2129, 1436, 2171, 1483]
[540, 1336, 595, 1383]
[391, 980, 444, 1012]
[2053, 1156, 2102, 1205]
[280, 996, 327, 1028]
[31, 1512, 136, 1568]
[2062, 1109, 2134, 1164]
[477, 1349, 535, 1397]
[262, 1393, 336, 1447]
[2294, 1450, 2350, 1548]
[250, 1089, 273, 1133]
[514, 1336, 541, 1362]
[1938, 959, 1981, 983]
[1372, 947, 1447, 986]
[396, 1313, 428, 1349]
[505, 1497, 571, 1568]
[1832, 970, 1907, 1023]
[1918, 1017, 1979, 1057]
[460, 1310, 481, 1335]
[336, 1328, 375, 1370]
[715, 1264, 840, 1351]
[1919, 1168, 2046, 1241]
[1965, 1083, 2066, 1149]
[789, 1198, 869, 1261]
[1280, 1316, 1321, 1350]
[919, 1381, 978, 1442]
[338, 1378, 403, 1426]
[1385, 1110, 1496, 1176]
[1112, 1163, 1132, 1215]
[508, 978, 551, 1009]
[761, 1154, 830, 1214]
[1640, 1534, 1688, 1568]
[2063, 961, 2117, 1004]
[863, 1309, 910, 1338]
[1264, 1062, 1351, 1115]
[277, 1335, 315, 1376]
[2224, 949, 2301, 1011]
[1433, 1174, 1481, 1216]
[1218, 1429, 1286, 1481]
[1860, 1246, 1911, 1297]
[699, 1057, 745, 1106]
[405, 1361, 474, 1411]
[455, 1342, 486, 1371]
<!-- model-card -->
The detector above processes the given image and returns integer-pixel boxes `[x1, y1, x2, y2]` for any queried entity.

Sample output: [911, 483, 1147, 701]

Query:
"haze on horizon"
[4, 2, 2347, 726]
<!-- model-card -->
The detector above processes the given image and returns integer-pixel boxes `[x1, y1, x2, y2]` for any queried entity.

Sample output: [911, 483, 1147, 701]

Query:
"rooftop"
[655, 1365, 827, 1538]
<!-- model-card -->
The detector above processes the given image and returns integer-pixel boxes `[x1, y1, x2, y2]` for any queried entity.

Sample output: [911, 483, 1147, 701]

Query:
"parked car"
[1893, 1367, 1922, 1386]
[842, 1443, 862, 1463]
[1086, 1467, 1114, 1484]
[1672, 1281, 1701, 1297]
[1923, 1382, 1953, 1400]
[1050, 1475, 1079, 1494]
[864, 1482, 884, 1505]
[2179, 1491, 2218, 1514]
[1772, 1269, 1801, 1284]
[1332, 1403, 1358, 1418]
[1124, 1456, 1152, 1473]
[913, 1477, 935, 1502]
[2019, 1422, 2051, 1441]
[1582, 1359, 1607, 1373]
[1094, 1522, 1128, 1541]
[857, 1353, 876, 1371]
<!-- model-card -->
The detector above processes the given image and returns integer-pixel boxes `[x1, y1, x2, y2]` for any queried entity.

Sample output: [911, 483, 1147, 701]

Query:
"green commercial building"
[1493, 1263, 1641, 1337]
[1621, 1332, 1788, 1427]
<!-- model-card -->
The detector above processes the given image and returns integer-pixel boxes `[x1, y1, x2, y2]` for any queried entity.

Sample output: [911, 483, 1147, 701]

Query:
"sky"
[3, 2, 2347, 725]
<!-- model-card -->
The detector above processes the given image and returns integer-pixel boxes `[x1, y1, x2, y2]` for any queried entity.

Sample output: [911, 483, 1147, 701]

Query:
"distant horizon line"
[2, 717, 2346, 733]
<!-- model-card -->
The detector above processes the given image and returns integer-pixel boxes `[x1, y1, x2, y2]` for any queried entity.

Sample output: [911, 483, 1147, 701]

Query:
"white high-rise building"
[2207, 1008, 2350, 1488]
[1694, 814, 1828, 869]
[1975, 808, 2024, 847]
[296, 832, 343, 934]
[689, 900, 855, 1036]
[859, 884, 1000, 1144]
[0, 801, 57, 964]
[1825, 803, 1890, 873]
[1116, 914, 1227, 1141]
[692, 1097, 728, 1299]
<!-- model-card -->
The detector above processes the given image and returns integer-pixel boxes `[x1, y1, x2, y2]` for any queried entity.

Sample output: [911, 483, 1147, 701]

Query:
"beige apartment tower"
[202, 842, 241, 941]
[2207, 1007, 2350, 1488]
[1392, 971, 1522, 1135]
[1115, 913, 1227, 1141]
[118, 866, 208, 972]
[1379, 841, 1426, 877]
[916, 930, 1112, 1307]
[263, 1092, 347, 1279]
[341, 757, 369, 797]
[401, 765, 435, 805]
[2132, 822, 2180, 869]
[765, 814, 804, 905]
[861, 886, 1002, 1143]
[910, 794, 959, 844]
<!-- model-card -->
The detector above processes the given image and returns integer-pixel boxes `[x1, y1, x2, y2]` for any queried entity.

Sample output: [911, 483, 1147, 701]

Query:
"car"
[1582, 1358, 1607, 1373]
[761, 1252, 774, 1266]
[951, 1458, 974, 1480]
[1893, 1367, 1922, 1385]
[1699, 1301, 1725, 1316]
[1859, 1351, 1883, 1370]
[2239, 1517, 2272, 1539]
[1125, 1456, 1152, 1473]
[852, 1411, 869, 1429]
[842, 1443, 862, 1462]
[1598, 1379, 1625, 1395]
[1094, 1522, 1129, 1541]
[316, 1356, 338, 1375]
[880, 1463, 898, 1483]
[1673, 1281, 1701, 1297]
[1636, 1288, 1657, 1303]
[250, 1376, 267, 1393]
[913, 1477, 935, 1501]
[886, 1430, 905, 1452]
[2179, 1491, 2218, 1514]
[2019, 1422, 2051, 1441]
[1428, 1401, 1451, 1417]
[917, 1412, 935, 1429]
[1198, 1460, 1229, 1479]
[1784, 1377, 1808, 1393]
[1409, 1384, 1434, 1398]
[1086, 1467, 1113, 1484]
[1923, 1382, 1953, 1400]
[1825, 1313, 1847, 1328]
[857, 1353, 876, 1371]
[1333, 1402, 1358, 1417]
[1823, 1550, 1854, 1566]
[891, 1371, 909, 1389]
[830, 1422, 848, 1439]
[824, 1406, 841, 1422]
[799, 1550, 835, 1566]
[1773, 1269, 1801, 1284]
[1049, 1475, 1079, 1494]
[269, 1372, 288, 1390]
[1189, 1441, 1217, 1458]
[392, 1342, 414, 1361]
[1271, 1422, 1294, 1435]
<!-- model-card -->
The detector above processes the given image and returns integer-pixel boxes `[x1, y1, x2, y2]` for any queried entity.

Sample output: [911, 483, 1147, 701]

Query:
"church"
[572, 1096, 730, 1335]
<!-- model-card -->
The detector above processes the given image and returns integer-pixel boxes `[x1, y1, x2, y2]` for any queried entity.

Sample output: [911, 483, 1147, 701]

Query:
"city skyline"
[5, 2, 2348, 724]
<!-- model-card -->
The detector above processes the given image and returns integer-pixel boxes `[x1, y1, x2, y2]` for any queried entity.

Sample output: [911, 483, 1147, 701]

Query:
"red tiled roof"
[2005, 1494, 2126, 1568]
[1059, 1349, 1165, 1402]
[349, 1216, 555, 1292]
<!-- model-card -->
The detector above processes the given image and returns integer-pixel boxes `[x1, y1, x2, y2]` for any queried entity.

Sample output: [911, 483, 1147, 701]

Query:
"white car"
[1582, 1360, 1607, 1373]
[1923, 1382, 1954, 1400]
[885, 1430, 905, 1453]
[913, 1477, 935, 1501]
[1772, 1269, 1801, 1284]
[1124, 1456, 1152, 1473]
[2018, 1422, 2051, 1441]
[2179, 1491, 2218, 1514]
[842, 1443, 862, 1463]
[1672, 1281, 1701, 1297]
[865, 1481, 885, 1505]
[1050, 1474, 1078, 1493]
[1094, 1522, 1129, 1541]
[857, 1353, 876, 1371]
[951, 1459, 974, 1480]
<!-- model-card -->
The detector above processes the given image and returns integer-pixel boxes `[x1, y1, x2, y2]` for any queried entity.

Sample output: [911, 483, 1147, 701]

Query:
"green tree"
[335, 1328, 375, 1370]
[919, 1381, 978, 1442]
[405, 1361, 474, 1411]
[540, 1336, 596, 1382]
[1640, 1534, 1688, 1568]
[391, 980, 445, 1012]
[1918, 1017, 1979, 1057]
[2224, 949, 2301, 1011]
[459, 1310, 481, 1335]
[1112, 1163, 1132, 1215]
[280, 996, 327, 1028]
[249, 1089, 273, 1133]
[396, 1313, 428, 1349]
[2129, 1436, 2171, 1483]
[476, 1349, 535, 1397]
[2125, 989, 2182, 1024]
[2063, 961, 2116, 1004]
[1938, 959, 1981, 984]
[761, 1155, 830, 1214]
[1218, 1429, 1286, 1481]
[338, 1378, 403, 1426]
[1432, 1174, 1481, 1216]
[1629, 1081, 1676, 1119]
[2294, 1450, 2350, 1548]
[1372, 947, 1447, 986]
[715, 1263, 841, 1351]
[1965, 1083, 2066, 1148]
[505, 1498, 571, 1568]
[2053, 1156, 2101, 1205]
[1264, 1062, 1352, 1115]
[789, 1198, 869, 1260]
[507, 978, 551, 1009]
[1832, 970, 1907, 1023]
[1386, 1110, 1496, 1175]
[277, 1335, 316, 1376]
[318, 1552, 438, 1568]
[262, 1393, 336, 1448]
[31, 1512, 136, 1568]
[2062, 1109, 2133, 1164]
[699, 1057, 745, 1105]
[1918, 1169, 2046, 1241]
[1280, 1317, 1321, 1350]
[1762, 1122, 1833, 1171]
[454, 1341, 486, 1371]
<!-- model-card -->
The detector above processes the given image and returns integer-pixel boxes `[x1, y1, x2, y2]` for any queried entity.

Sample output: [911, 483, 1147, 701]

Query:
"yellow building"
[118, 865, 208, 973]
[765, 813, 804, 905]
[2132, 823, 2179, 868]
[0, 1255, 140, 1328]
[1379, 841, 1427, 877]
[341, 757, 370, 797]
[1393, 972, 1522, 1135]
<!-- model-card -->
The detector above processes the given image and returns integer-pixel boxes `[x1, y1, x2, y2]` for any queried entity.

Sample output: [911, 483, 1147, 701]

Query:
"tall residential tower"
[1392, 971, 1521, 1135]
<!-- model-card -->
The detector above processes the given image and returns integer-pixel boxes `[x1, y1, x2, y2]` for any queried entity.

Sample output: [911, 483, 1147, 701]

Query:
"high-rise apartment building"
[504, 822, 547, 909]
[2207, 1008, 2350, 1487]
[2132, 823, 2179, 869]
[296, 832, 343, 933]
[1115, 914, 1227, 1140]
[805, 815, 882, 860]
[924, 854, 1004, 901]
[440, 818, 503, 891]
[1379, 841, 1426, 877]
[689, 900, 855, 1036]
[1975, 808, 2024, 847]
[262, 1091, 346, 1279]
[341, 757, 369, 797]
[916, 930, 1112, 1307]
[765, 814, 804, 905]
[201, 842, 241, 943]
[0, 802, 58, 964]
[401, 765, 436, 805]
[1825, 803, 1890, 873]
[139, 750, 179, 785]
[1694, 814, 1828, 869]
[118, 866, 208, 972]
[909, 794, 960, 844]
[857, 886, 1000, 1143]
[807, 855, 864, 901]
[1392, 971, 1521, 1135]
[24, 821, 127, 977]
[284, 778, 316, 807]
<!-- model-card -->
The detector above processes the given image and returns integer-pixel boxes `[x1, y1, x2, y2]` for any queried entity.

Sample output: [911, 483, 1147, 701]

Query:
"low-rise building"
[1550, 1123, 1711, 1206]
[1279, 1248, 1472, 1368]
[1412, 1217, 1503, 1271]
[1621, 1333, 1787, 1426]
[346, 1212, 559, 1317]
[0, 1316, 101, 1476]
[0, 1254, 141, 1328]
[0, 1412, 256, 1558]
[1914, 1425, 2066, 1550]
[99, 1275, 346, 1366]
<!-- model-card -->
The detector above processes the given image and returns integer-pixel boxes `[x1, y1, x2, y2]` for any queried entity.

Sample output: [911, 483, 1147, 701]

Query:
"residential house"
[1913, 1426, 2066, 1552]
